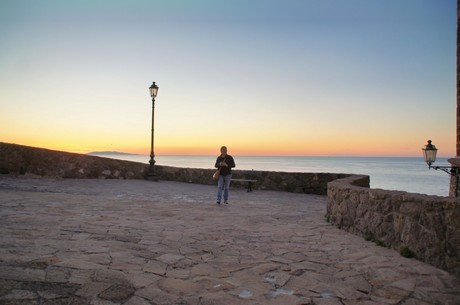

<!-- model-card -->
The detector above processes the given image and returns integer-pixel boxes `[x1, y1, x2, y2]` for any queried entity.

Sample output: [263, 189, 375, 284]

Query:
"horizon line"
[2, 142, 453, 159]
[88, 151, 448, 159]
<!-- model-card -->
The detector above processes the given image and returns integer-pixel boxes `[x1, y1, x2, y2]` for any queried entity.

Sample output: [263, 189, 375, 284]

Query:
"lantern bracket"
[429, 165, 458, 176]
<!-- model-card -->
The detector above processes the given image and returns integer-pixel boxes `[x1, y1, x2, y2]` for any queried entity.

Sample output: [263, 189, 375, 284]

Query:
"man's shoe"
[216, 201, 221, 204]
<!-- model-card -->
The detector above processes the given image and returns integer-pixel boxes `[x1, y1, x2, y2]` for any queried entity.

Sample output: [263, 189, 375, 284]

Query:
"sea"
[90, 153, 451, 197]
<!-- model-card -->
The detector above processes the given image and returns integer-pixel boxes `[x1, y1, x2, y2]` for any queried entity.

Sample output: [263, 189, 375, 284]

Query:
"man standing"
[214, 146, 236, 204]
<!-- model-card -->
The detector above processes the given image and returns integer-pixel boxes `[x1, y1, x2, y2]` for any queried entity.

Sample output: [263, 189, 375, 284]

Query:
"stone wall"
[158, 165, 350, 195]
[0, 143, 148, 179]
[327, 175, 460, 278]
[0, 142, 350, 195]
[449, 157, 460, 197]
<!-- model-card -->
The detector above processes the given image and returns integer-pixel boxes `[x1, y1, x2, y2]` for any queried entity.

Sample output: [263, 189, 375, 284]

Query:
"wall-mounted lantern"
[422, 140, 458, 176]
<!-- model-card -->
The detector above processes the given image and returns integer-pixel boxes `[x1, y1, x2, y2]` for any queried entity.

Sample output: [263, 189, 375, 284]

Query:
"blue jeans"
[217, 174, 232, 202]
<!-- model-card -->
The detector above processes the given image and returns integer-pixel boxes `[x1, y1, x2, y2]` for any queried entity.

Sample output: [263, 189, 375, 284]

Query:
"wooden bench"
[231, 178, 257, 192]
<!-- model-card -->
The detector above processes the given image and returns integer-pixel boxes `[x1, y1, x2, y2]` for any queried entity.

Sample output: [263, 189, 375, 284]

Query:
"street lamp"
[422, 140, 458, 176]
[148, 81, 159, 178]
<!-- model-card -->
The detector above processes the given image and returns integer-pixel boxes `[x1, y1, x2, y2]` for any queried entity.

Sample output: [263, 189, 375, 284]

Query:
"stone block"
[92, 269, 130, 286]
[45, 266, 72, 283]
[156, 253, 184, 265]
[0, 266, 46, 282]
[99, 283, 135, 302]
[123, 296, 152, 305]
[158, 278, 203, 296]
[143, 260, 167, 276]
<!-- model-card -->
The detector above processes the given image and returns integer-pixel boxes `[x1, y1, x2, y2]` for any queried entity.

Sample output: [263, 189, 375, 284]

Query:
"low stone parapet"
[157, 165, 350, 195]
[0, 142, 350, 195]
[326, 175, 460, 278]
[0, 142, 148, 179]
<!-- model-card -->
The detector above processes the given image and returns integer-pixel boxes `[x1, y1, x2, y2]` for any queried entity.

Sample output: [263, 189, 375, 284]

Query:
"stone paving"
[0, 176, 459, 305]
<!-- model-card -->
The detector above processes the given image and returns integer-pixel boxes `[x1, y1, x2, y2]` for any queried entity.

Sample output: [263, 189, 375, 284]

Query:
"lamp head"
[422, 140, 438, 168]
[149, 82, 159, 98]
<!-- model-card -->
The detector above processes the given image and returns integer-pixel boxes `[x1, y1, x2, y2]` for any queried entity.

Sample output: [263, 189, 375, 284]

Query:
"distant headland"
[87, 151, 138, 156]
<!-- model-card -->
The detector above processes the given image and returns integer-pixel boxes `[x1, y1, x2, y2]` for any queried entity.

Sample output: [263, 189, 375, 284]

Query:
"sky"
[0, 0, 457, 157]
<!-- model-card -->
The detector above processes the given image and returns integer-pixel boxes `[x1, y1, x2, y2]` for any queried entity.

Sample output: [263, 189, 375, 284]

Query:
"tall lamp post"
[148, 82, 159, 178]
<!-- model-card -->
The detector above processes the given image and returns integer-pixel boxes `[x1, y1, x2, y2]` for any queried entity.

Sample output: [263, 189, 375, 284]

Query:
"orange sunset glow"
[0, 1, 456, 158]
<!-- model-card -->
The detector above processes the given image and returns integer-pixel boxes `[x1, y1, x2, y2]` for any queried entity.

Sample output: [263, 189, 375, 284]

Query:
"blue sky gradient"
[0, 0, 456, 156]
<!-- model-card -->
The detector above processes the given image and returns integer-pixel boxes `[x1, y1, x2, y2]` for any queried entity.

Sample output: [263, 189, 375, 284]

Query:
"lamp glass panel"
[150, 87, 158, 97]
[423, 148, 437, 164]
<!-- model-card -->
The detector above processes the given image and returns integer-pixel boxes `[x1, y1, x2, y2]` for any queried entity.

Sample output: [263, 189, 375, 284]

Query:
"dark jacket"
[215, 155, 236, 176]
